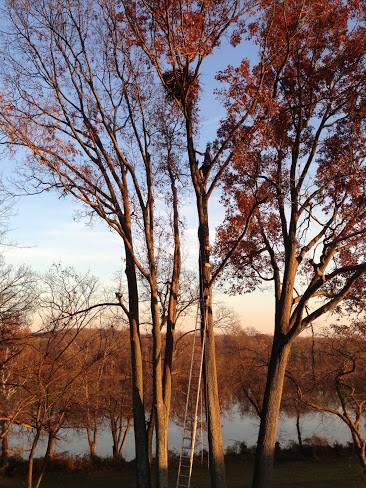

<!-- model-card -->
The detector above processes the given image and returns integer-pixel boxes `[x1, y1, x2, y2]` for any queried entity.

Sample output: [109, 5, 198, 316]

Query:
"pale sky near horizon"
[0, 30, 280, 334]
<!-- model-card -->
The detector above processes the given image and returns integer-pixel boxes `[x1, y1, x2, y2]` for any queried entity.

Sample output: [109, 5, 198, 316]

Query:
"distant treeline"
[1, 324, 365, 488]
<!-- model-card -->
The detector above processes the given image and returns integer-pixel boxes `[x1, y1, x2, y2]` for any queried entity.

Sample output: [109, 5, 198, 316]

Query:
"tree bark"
[296, 411, 303, 452]
[125, 246, 151, 488]
[198, 198, 226, 488]
[162, 158, 181, 467]
[86, 428, 97, 459]
[119, 418, 131, 458]
[34, 431, 56, 488]
[147, 404, 154, 466]
[252, 339, 291, 488]
[27, 428, 41, 488]
[120, 170, 151, 487]
[111, 417, 131, 460]
[89, 439, 97, 459]
[150, 277, 168, 488]
[184, 112, 226, 488]
[1, 421, 9, 458]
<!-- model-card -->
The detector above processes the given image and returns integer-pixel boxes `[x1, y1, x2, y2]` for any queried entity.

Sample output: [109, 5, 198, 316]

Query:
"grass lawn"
[0, 459, 362, 488]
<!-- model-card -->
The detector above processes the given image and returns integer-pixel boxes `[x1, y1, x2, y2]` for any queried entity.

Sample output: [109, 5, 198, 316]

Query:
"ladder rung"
[176, 310, 207, 488]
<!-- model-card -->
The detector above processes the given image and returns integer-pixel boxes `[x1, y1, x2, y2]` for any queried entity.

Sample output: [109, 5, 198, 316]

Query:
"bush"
[0, 453, 130, 479]
[224, 439, 355, 464]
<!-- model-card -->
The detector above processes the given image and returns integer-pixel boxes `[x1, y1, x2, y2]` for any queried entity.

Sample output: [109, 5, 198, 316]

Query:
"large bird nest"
[162, 68, 199, 107]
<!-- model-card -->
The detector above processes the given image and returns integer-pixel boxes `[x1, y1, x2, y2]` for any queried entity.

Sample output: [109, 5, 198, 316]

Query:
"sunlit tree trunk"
[111, 417, 131, 460]
[121, 176, 151, 488]
[34, 431, 56, 488]
[86, 428, 97, 459]
[198, 198, 226, 488]
[150, 277, 168, 488]
[252, 338, 291, 488]
[162, 158, 181, 456]
[27, 428, 41, 488]
[183, 113, 227, 488]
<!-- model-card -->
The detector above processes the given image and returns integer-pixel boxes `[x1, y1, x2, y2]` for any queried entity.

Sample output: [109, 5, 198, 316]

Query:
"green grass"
[0, 459, 362, 487]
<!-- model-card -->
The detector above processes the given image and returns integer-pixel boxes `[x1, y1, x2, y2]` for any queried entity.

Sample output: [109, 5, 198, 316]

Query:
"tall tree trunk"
[198, 198, 226, 488]
[150, 278, 168, 488]
[121, 168, 151, 488]
[252, 339, 291, 488]
[125, 247, 151, 488]
[185, 114, 226, 488]
[162, 159, 181, 462]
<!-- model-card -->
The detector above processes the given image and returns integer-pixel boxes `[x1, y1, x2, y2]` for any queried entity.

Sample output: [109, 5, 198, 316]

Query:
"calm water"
[10, 406, 353, 460]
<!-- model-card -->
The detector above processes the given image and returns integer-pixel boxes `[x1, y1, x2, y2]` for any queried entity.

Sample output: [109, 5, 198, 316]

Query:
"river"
[9, 406, 353, 460]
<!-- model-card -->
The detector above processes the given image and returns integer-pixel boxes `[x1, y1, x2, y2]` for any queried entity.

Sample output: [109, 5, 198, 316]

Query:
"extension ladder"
[176, 309, 206, 488]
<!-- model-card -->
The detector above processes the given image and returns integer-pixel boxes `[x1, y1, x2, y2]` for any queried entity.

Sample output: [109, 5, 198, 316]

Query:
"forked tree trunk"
[86, 428, 97, 459]
[350, 432, 366, 488]
[27, 428, 41, 488]
[185, 111, 226, 487]
[34, 431, 56, 488]
[89, 439, 97, 459]
[198, 200, 226, 488]
[119, 418, 131, 458]
[111, 417, 131, 460]
[252, 339, 291, 488]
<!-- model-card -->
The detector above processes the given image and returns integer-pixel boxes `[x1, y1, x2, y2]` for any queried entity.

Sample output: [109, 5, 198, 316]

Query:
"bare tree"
[0, 259, 36, 456]
[120, 3, 261, 485]
[293, 325, 366, 486]
[0, 1, 190, 485]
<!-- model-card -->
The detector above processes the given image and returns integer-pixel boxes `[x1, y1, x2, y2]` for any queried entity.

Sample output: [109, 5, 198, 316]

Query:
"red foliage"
[216, 0, 366, 306]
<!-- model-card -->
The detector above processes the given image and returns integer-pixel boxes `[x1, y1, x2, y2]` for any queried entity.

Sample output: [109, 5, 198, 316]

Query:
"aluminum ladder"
[176, 308, 206, 488]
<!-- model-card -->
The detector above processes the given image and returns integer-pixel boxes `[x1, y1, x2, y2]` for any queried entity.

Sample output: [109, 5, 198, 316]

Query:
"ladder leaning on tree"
[176, 304, 207, 488]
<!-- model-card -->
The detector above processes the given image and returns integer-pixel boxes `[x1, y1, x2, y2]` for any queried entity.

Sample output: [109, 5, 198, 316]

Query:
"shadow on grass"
[0, 457, 362, 487]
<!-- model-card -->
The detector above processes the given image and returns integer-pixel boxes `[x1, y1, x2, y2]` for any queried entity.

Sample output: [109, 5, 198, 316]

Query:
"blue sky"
[1, 34, 276, 333]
